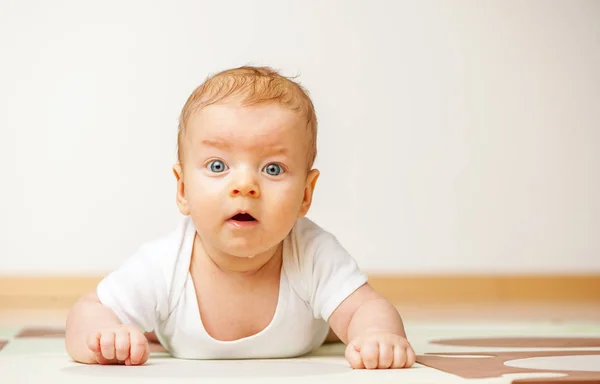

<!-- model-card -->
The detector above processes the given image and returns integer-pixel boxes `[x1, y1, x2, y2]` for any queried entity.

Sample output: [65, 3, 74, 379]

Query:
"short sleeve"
[308, 232, 368, 322]
[96, 244, 163, 332]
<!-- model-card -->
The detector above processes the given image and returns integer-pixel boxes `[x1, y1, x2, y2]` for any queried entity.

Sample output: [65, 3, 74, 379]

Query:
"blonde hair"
[177, 66, 318, 169]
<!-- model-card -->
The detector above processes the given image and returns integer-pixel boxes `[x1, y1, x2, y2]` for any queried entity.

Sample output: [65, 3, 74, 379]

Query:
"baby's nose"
[231, 185, 259, 197]
[230, 173, 260, 198]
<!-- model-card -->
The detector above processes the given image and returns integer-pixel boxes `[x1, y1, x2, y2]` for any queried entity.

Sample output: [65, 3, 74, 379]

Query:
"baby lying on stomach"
[65, 66, 415, 370]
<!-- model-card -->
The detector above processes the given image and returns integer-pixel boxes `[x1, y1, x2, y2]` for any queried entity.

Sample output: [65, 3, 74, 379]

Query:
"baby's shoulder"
[283, 217, 364, 309]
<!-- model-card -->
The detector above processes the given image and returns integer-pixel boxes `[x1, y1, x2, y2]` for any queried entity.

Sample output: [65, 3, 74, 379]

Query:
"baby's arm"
[328, 283, 415, 369]
[65, 290, 149, 365]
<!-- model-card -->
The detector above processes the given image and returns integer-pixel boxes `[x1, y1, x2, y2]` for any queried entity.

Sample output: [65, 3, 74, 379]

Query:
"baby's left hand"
[345, 331, 416, 369]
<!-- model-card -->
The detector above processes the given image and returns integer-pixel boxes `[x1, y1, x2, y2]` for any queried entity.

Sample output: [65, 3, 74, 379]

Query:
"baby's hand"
[86, 325, 150, 365]
[345, 331, 415, 369]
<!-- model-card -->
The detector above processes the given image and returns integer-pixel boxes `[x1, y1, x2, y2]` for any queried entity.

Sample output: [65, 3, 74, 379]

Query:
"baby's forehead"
[183, 104, 309, 160]
[190, 103, 308, 141]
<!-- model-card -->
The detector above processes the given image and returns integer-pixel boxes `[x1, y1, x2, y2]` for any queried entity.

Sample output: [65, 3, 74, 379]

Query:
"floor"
[1, 302, 599, 383]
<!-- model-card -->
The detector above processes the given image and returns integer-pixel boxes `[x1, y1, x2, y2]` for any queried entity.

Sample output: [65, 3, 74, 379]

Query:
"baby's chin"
[224, 247, 271, 259]
[225, 250, 259, 259]
[219, 241, 280, 260]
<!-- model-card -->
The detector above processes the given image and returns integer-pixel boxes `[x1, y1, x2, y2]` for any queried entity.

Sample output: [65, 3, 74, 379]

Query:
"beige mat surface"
[1, 320, 599, 383]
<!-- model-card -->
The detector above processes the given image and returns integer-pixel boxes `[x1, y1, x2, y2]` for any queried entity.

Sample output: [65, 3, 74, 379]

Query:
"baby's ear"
[173, 164, 190, 216]
[298, 169, 320, 217]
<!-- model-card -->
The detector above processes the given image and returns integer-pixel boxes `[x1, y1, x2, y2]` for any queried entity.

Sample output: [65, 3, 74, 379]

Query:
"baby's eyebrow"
[263, 146, 288, 155]
[200, 138, 231, 150]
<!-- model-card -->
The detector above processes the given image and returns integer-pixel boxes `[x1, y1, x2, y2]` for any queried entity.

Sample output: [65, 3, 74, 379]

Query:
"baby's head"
[173, 66, 320, 259]
[177, 66, 317, 170]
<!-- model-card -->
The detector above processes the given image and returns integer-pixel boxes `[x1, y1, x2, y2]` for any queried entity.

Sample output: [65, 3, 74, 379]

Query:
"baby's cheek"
[265, 187, 304, 222]
[190, 176, 225, 200]
[186, 185, 221, 224]
[193, 175, 225, 194]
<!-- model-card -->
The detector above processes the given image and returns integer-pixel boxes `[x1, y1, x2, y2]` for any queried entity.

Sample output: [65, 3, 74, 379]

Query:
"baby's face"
[176, 102, 318, 258]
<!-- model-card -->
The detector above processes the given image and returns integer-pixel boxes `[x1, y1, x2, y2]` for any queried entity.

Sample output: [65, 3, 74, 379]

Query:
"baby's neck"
[192, 233, 282, 278]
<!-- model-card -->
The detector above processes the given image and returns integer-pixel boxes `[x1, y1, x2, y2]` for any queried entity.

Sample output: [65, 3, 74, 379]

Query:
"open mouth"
[230, 213, 257, 222]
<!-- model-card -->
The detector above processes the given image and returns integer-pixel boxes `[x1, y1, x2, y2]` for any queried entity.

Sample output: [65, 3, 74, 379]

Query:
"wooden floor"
[2, 301, 599, 327]
[3, 275, 600, 309]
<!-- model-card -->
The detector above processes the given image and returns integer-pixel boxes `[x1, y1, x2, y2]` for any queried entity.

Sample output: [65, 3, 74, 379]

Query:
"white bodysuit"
[96, 216, 368, 359]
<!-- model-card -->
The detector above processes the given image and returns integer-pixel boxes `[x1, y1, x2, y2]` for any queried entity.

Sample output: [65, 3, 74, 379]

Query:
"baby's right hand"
[86, 325, 150, 365]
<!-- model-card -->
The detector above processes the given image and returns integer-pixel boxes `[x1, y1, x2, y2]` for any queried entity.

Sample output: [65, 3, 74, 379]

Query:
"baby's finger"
[392, 344, 408, 369]
[378, 343, 394, 369]
[86, 331, 101, 353]
[345, 344, 364, 369]
[100, 331, 116, 361]
[406, 344, 416, 367]
[129, 331, 148, 365]
[360, 341, 380, 369]
[94, 351, 112, 365]
[114, 329, 130, 362]
[139, 341, 150, 365]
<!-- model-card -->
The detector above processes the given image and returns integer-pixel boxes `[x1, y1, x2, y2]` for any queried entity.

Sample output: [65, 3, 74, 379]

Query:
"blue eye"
[263, 163, 284, 176]
[207, 160, 228, 173]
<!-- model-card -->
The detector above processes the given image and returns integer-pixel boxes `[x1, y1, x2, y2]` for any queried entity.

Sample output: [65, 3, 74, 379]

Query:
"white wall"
[1, 0, 598, 275]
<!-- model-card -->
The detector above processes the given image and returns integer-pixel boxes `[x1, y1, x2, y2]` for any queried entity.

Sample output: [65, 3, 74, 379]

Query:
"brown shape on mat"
[16, 327, 65, 338]
[0, 340, 7, 351]
[417, 350, 600, 383]
[431, 337, 600, 348]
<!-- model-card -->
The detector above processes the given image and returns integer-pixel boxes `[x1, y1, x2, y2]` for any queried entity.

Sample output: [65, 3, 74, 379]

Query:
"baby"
[65, 66, 415, 370]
